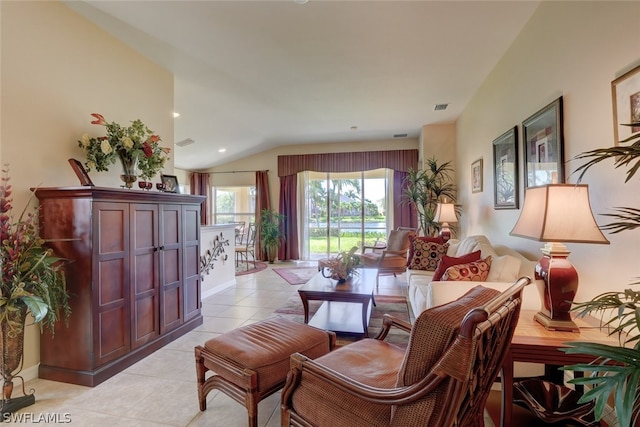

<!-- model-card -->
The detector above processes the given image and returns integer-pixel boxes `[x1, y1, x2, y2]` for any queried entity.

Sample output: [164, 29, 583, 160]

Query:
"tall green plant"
[561, 120, 640, 426]
[259, 209, 285, 262]
[402, 157, 457, 236]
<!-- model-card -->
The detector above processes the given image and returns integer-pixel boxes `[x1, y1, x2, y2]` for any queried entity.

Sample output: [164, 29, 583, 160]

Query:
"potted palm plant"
[402, 156, 457, 237]
[259, 209, 285, 263]
[0, 166, 71, 411]
[561, 120, 640, 427]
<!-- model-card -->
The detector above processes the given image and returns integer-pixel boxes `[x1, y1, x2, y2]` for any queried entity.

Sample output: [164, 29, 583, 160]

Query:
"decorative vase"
[118, 150, 139, 189]
[0, 305, 34, 411]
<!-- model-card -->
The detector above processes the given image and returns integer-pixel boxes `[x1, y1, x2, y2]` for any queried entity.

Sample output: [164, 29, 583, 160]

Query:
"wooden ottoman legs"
[195, 345, 261, 427]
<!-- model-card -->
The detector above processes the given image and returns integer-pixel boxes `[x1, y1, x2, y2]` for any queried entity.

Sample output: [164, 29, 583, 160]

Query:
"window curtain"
[190, 172, 210, 225]
[277, 149, 418, 259]
[279, 173, 299, 260]
[393, 170, 417, 230]
[254, 170, 270, 261]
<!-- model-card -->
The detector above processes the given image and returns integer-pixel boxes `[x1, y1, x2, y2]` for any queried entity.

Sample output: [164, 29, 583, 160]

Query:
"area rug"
[272, 267, 318, 285]
[271, 294, 410, 347]
[235, 261, 267, 276]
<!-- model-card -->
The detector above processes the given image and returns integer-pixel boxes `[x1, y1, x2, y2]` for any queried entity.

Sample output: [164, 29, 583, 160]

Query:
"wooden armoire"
[35, 187, 206, 386]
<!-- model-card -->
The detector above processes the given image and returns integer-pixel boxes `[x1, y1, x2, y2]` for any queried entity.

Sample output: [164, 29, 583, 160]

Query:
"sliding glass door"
[303, 169, 388, 260]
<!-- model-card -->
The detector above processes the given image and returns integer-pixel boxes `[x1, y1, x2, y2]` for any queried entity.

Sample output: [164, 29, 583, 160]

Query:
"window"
[302, 169, 390, 260]
[212, 186, 256, 225]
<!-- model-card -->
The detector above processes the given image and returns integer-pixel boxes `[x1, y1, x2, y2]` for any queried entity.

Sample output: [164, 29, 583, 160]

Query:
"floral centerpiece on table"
[78, 113, 170, 185]
[321, 246, 361, 283]
[0, 166, 71, 337]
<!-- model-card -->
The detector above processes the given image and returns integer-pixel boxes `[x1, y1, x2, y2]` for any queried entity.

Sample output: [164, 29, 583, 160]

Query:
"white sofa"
[407, 235, 543, 316]
[406, 235, 545, 378]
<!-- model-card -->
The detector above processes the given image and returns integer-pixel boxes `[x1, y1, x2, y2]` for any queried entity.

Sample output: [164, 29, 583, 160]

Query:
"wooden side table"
[501, 310, 621, 427]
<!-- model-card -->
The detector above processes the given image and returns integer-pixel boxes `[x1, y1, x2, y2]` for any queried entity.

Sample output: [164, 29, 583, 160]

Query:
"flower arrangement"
[322, 246, 361, 283]
[78, 113, 170, 181]
[0, 166, 70, 336]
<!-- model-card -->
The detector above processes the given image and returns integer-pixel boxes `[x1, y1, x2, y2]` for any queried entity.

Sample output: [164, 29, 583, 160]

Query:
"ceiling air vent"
[393, 133, 408, 138]
[175, 138, 196, 147]
[434, 103, 448, 111]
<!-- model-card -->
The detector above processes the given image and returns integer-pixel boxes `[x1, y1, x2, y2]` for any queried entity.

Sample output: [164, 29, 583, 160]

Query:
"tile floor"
[11, 261, 494, 426]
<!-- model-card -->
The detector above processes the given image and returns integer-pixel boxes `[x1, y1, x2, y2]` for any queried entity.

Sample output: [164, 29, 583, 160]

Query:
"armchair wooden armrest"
[374, 313, 412, 340]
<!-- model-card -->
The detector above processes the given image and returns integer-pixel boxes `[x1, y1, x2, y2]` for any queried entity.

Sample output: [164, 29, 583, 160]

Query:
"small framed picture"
[161, 174, 180, 193]
[492, 126, 519, 209]
[471, 158, 483, 193]
[68, 158, 94, 186]
[522, 96, 564, 188]
[612, 64, 640, 145]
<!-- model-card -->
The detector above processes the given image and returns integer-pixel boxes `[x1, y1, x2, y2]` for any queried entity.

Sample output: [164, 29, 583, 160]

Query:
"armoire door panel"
[131, 204, 160, 349]
[98, 258, 126, 305]
[98, 307, 129, 362]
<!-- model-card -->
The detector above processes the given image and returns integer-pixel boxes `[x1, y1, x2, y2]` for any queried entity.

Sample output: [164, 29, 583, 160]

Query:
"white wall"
[1, 1, 174, 373]
[456, 1, 640, 302]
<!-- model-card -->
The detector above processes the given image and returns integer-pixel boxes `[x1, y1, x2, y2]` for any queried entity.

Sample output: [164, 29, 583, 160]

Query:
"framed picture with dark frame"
[471, 158, 483, 193]
[492, 126, 519, 209]
[522, 96, 564, 188]
[161, 174, 180, 193]
[612, 64, 640, 145]
[68, 158, 94, 186]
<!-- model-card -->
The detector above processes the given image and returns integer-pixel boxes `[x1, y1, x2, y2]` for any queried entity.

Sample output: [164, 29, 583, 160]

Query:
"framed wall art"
[522, 96, 564, 188]
[471, 158, 483, 193]
[161, 174, 180, 193]
[492, 126, 518, 209]
[612, 64, 640, 145]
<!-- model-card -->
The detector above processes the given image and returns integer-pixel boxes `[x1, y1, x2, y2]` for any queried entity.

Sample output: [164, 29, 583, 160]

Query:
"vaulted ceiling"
[64, 1, 540, 170]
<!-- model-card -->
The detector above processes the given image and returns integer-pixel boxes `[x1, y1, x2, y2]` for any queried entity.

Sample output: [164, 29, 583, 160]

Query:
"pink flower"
[90, 113, 107, 125]
[161, 147, 171, 154]
[148, 135, 160, 143]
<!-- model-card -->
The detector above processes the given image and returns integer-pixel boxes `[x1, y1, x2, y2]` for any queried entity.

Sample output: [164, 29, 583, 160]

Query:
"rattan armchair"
[359, 227, 416, 285]
[281, 276, 531, 427]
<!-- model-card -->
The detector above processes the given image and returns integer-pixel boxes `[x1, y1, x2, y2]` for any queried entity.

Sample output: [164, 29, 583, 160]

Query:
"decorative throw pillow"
[408, 239, 448, 271]
[406, 236, 444, 267]
[442, 256, 493, 281]
[485, 254, 522, 282]
[432, 250, 482, 281]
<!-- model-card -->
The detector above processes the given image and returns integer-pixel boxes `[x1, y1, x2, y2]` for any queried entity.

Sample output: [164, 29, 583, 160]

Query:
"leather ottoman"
[194, 317, 335, 427]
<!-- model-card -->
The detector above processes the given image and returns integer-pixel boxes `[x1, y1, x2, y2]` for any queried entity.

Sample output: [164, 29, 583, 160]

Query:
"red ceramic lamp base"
[440, 224, 451, 243]
[534, 243, 579, 332]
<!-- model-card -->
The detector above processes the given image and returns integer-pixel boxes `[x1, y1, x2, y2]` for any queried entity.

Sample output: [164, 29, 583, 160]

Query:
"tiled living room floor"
[13, 262, 497, 426]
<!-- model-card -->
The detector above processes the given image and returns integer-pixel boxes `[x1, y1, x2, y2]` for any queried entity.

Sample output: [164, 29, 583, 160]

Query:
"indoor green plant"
[259, 209, 285, 263]
[402, 157, 457, 237]
[77, 113, 171, 186]
[0, 166, 71, 403]
[560, 119, 640, 427]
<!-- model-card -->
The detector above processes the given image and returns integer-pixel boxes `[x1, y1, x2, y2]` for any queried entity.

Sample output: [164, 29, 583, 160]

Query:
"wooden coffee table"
[298, 268, 377, 337]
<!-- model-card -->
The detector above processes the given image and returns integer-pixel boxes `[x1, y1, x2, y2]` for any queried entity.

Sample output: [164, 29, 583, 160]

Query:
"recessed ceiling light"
[173, 112, 180, 118]
[218, 148, 227, 153]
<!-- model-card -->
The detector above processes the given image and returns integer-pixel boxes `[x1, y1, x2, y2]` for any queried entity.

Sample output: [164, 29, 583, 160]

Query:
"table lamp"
[510, 184, 609, 331]
[434, 202, 457, 242]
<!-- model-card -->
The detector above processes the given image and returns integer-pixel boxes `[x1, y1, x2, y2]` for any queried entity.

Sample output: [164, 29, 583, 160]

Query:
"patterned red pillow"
[406, 236, 444, 267]
[408, 240, 448, 271]
[432, 250, 482, 281]
[442, 256, 493, 281]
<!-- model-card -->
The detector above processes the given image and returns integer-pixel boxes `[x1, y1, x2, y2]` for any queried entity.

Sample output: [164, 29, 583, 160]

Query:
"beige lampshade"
[434, 203, 458, 224]
[510, 184, 609, 244]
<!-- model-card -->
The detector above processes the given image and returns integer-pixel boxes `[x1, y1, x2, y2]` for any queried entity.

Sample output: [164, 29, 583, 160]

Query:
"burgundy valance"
[277, 149, 418, 177]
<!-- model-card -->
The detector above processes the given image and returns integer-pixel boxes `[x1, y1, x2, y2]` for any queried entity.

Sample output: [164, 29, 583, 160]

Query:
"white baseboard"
[202, 278, 236, 300]
[22, 364, 39, 383]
